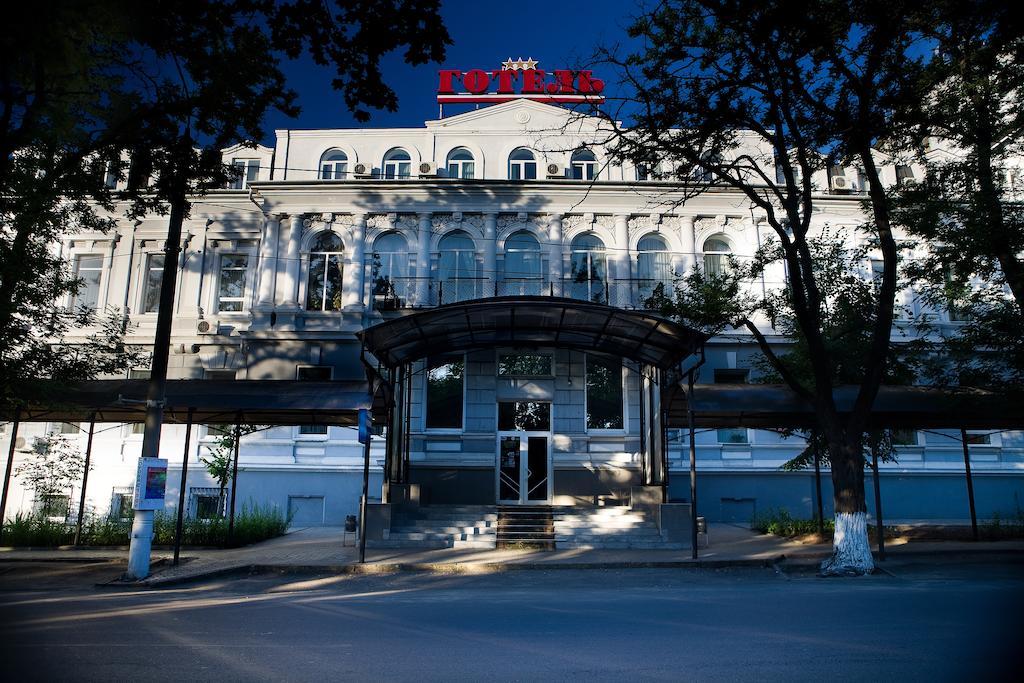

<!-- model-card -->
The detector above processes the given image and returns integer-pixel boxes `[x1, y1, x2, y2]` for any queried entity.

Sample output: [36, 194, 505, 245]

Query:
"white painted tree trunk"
[819, 511, 874, 576]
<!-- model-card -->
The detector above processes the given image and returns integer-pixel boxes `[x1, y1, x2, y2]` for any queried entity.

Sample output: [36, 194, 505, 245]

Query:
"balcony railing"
[368, 274, 678, 312]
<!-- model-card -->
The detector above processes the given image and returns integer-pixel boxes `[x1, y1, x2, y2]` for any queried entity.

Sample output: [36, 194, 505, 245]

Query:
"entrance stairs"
[374, 505, 498, 549]
[496, 506, 555, 550]
[553, 505, 687, 549]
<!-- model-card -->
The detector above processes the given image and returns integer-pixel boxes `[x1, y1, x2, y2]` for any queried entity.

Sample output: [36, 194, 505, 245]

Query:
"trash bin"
[344, 515, 357, 532]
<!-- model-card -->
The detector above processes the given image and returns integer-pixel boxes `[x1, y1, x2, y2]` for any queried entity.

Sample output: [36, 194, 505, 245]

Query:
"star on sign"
[501, 57, 540, 71]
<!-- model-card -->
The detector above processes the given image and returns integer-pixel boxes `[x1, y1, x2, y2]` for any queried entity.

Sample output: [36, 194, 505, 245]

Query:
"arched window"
[570, 233, 607, 303]
[503, 231, 543, 295]
[508, 148, 537, 180]
[447, 147, 475, 179]
[371, 232, 409, 308]
[637, 234, 673, 301]
[319, 150, 348, 180]
[570, 149, 598, 180]
[383, 148, 412, 180]
[306, 232, 344, 311]
[437, 231, 478, 303]
[702, 234, 732, 276]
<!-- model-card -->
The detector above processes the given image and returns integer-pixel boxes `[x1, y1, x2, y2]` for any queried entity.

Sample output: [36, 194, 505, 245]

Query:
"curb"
[117, 556, 786, 588]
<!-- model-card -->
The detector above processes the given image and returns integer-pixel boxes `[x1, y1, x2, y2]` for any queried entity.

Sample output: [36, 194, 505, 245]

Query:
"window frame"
[570, 149, 598, 181]
[71, 253, 104, 311]
[141, 251, 165, 314]
[584, 353, 626, 434]
[497, 351, 554, 378]
[303, 231, 346, 312]
[508, 148, 537, 180]
[383, 148, 412, 180]
[215, 252, 251, 313]
[424, 355, 466, 432]
[319, 150, 349, 180]
[702, 235, 733, 276]
[229, 158, 260, 190]
[446, 147, 476, 179]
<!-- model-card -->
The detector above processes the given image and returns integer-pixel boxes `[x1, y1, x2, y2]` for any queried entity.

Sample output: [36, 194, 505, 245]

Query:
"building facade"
[1, 99, 1022, 535]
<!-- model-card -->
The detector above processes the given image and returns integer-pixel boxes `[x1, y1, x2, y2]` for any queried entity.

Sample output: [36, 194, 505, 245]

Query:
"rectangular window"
[207, 424, 233, 437]
[498, 402, 551, 431]
[142, 254, 164, 313]
[297, 366, 332, 381]
[715, 368, 748, 443]
[192, 491, 225, 519]
[58, 422, 79, 435]
[964, 431, 993, 446]
[131, 422, 146, 435]
[586, 354, 623, 430]
[73, 255, 103, 310]
[40, 494, 70, 519]
[299, 424, 329, 435]
[217, 254, 249, 312]
[129, 368, 151, 379]
[426, 357, 464, 429]
[204, 370, 237, 381]
[498, 353, 552, 377]
[110, 489, 133, 520]
[891, 428, 918, 446]
[229, 159, 260, 190]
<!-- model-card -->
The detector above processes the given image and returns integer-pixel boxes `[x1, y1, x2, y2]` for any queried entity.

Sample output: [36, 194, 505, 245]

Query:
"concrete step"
[392, 520, 496, 530]
[556, 540, 688, 550]
[366, 538, 449, 549]
[452, 539, 498, 549]
[391, 526, 496, 537]
[554, 529, 662, 539]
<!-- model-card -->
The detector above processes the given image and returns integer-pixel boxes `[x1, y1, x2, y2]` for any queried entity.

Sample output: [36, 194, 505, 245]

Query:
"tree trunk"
[820, 436, 874, 576]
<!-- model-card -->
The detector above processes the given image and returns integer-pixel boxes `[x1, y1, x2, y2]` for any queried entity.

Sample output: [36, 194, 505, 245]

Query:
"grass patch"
[751, 508, 833, 537]
[1, 502, 289, 548]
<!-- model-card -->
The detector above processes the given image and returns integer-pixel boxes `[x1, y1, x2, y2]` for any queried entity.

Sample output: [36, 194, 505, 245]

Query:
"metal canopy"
[358, 296, 709, 370]
[666, 383, 1024, 430]
[0, 380, 375, 426]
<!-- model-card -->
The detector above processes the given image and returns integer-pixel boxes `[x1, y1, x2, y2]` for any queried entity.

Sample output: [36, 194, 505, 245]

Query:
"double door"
[497, 432, 550, 504]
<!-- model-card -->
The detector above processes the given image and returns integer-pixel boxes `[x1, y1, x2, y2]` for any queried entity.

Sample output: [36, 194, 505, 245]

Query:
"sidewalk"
[4, 522, 1022, 587]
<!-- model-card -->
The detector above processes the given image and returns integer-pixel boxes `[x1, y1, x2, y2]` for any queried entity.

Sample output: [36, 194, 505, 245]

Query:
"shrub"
[1, 502, 289, 548]
[751, 508, 833, 537]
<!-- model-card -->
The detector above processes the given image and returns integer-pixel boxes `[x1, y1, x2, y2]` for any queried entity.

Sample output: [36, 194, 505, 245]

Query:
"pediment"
[426, 100, 609, 134]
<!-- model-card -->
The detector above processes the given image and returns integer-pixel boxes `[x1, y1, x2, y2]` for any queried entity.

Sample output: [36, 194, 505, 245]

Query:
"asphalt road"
[1, 559, 1022, 681]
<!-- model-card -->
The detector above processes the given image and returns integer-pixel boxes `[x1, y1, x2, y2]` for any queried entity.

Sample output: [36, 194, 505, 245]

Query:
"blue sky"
[260, 0, 642, 141]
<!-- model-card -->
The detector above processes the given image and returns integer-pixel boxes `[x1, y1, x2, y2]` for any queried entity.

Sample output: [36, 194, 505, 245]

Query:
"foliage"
[200, 424, 265, 499]
[0, 503, 289, 548]
[0, 1, 449, 406]
[752, 508, 834, 537]
[14, 435, 86, 507]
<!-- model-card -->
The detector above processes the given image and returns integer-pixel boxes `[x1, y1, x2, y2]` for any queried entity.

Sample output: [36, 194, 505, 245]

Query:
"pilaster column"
[680, 216, 696, 274]
[256, 214, 281, 308]
[416, 212, 432, 306]
[344, 214, 367, 310]
[483, 212, 497, 297]
[278, 214, 303, 308]
[614, 215, 631, 305]
[548, 214, 563, 296]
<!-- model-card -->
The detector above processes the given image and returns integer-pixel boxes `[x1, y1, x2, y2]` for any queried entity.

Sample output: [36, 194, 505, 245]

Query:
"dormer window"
[320, 150, 348, 180]
[229, 159, 260, 190]
[447, 148, 475, 179]
[383, 148, 412, 179]
[508, 148, 537, 180]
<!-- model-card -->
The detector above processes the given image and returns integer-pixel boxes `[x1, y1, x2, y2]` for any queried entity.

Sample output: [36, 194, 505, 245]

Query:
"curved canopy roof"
[358, 296, 708, 369]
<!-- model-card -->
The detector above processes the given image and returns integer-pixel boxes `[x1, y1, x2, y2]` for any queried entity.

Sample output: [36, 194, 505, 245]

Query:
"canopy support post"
[173, 408, 194, 565]
[359, 415, 372, 564]
[813, 448, 824, 537]
[73, 412, 97, 546]
[870, 446, 885, 561]
[959, 428, 979, 541]
[687, 369, 698, 560]
[227, 412, 241, 545]
[0, 409, 21, 544]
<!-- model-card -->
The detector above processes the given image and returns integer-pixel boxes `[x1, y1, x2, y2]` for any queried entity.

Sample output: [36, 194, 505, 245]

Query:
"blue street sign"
[357, 409, 371, 444]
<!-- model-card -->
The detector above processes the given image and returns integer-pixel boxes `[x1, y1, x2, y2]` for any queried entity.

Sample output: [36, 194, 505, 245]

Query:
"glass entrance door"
[497, 433, 550, 504]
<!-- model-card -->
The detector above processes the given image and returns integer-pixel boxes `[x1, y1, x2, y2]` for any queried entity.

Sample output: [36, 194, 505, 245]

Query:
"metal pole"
[173, 408, 194, 565]
[127, 181, 189, 580]
[871, 447, 885, 561]
[959, 428, 979, 541]
[74, 413, 97, 546]
[813, 447, 824, 537]
[227, 413, 241, 545]
[687, 370, 698, 560]
[0, 409, 21, 543]
[358, 420, 372, 563]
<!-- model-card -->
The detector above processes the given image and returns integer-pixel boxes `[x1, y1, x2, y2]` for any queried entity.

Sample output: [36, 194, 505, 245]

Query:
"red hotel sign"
[437, 59, 605, 105]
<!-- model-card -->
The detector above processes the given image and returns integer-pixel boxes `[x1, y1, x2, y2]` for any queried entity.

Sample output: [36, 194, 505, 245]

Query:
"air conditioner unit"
[830, 175, 851, 192]
[546, 162, 565, 178]
[352, 162, 372, 177]
[418, 161, 437, 177]
[196, 319, 217, 335]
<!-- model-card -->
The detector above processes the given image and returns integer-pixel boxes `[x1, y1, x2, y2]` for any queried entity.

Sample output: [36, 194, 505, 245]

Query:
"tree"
[15, 435, 85, 518]
[888, 2, 1024, 388]
[0, 1, 450, 404]
[597, 0, 930, 574]
[199, 425, 263, 516]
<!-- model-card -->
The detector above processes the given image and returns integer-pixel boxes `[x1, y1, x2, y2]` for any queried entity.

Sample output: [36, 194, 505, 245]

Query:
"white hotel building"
[1, 99, 1021, 547]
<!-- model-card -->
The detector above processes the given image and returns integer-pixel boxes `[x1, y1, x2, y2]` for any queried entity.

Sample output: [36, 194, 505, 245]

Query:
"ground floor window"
[717, 428, 749, 444]
[585, 354, 623, 430]
[110, 488, 133, 520]
[426, 356, 464, 429]
[38, 494, 70, 519]
[191, 488, 227, 519]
